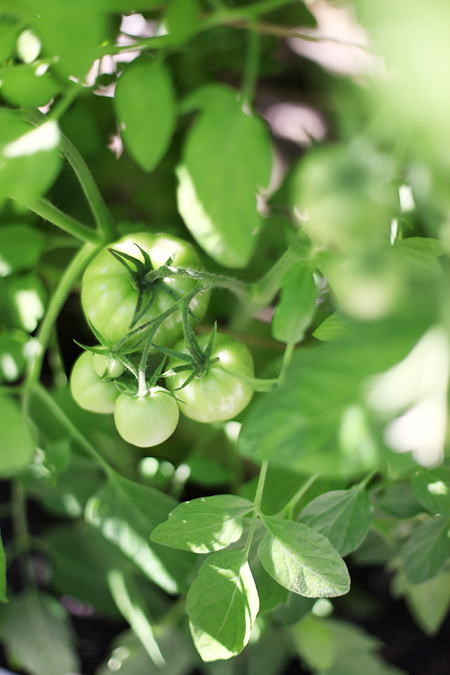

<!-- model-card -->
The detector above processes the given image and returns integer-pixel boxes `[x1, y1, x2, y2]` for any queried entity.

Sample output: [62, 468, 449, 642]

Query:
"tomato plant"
[0, 2, 449, 675]
[167, 332, 255, 423]
[81, 232, 210, 346]
[114, 388, 180, 448]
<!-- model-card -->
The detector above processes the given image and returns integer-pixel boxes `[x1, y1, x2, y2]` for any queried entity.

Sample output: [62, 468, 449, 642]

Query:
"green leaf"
[186, 550, 259, 662]
[165, 0, 200, 44]
[402, 516, 450, 584]
[394, 237, 448, 274]
[272, 263, 318, 344]
[398, 569, 450, 636]
[251, 557, 288, 613]
[312, 311, 351, 342]
[0, 111, 61, 207]
[177, 86, 271, 268]
[0, 224, 44, 277]
[107, 569, 165, 667]
[85, 472, 196, 594]
[0, 273, 47, 332]
[0, 394, 35, 477]
[298, 485, 372, 556]
[0, 332, 27, 383]
[96, 628, 194, 675]
[0, 531, 6, 603]
[410, 458, 450, 516]
[258, 517, 350, 598]
[294, 614, 337, 671]
[151, 495, 253, 553]
[115, 59, 176, 173]
[239, 319, 424, 477]
[0, 590, 79, 675]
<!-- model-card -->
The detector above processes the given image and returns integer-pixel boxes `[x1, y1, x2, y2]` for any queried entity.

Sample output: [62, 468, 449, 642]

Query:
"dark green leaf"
[0, 590, 79, 675]
[272, 263, 318, 344]
[151, 495, 253, 553]
[299, 485, 372, 556]
[115, 59, 176, 172]
[177, 86, 271, 268]
[396, 569, 450, 636]
[258, 517, 350, 598]
[165, 0, 199, 44]
[0, 224, 44, 277]
[187, 550, 259, 662]
[402, 516, 450, 584]
[0, 394, 35, 477]
[85, 472, 196, 594]
[410, 459, 450, 516]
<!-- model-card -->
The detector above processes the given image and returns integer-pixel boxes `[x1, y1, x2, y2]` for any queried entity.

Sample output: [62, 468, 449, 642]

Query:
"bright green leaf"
[0, 224, 44, 277]
[258, 517, 350, 598]
[115, 59, 176, 173]
[85, 472, 196, 594]
[186, 550, 259, 661]
[0, 590, 79, 675]
[107, 569, 165, 666]
[410, 458, 450, 516]
[0, 394, 35, 477]
[272, 263, 318, 344]
[312, 311, 351, 342]
[0, 273, 47, 332]
[299, 486, 372, 556]
[394, 237, 448, 274]
[177, 86, 271, 268]
[151, 494, 253, 553]
[402, 516, 450, 584]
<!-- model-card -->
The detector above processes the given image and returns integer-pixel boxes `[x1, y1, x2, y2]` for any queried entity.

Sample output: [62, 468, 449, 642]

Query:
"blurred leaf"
[0, 531, 6, 603]
[186, 550, 259, 662]
[313, 311, 351, 342]
[115, 59, 176, 173]
[0, 16, 20, 62]
[272, 263, 318, 344]
[177, 86, 271, 268]
[396, 569, 450, 636]
[0, 332, 27, 383]
[394, 237, 447, 275]
[107, 569, 165, 666]
[0, 111, 61, 207]
[298, 485, 372, 556]
[186, 455, 234, 487]
[0, 224, 44, 277]
[165, 0, 199, 44]
[274, 592, 315, 626]
[85, 471, 196, 594]
[258, 517, 350, 598]
[239, 319, 425, 477]
[294, 614, 336, 671]
[0, 273, 47, 332]
[0, 590, 79, 675]
[350, 527, 396, 566]
[151, 495, 253, 553]
[0, 63, 61, 107]
[373, 483, 423, 519]
[250, 556, 288, 613]
[0, 394, 35, 477]
[410, 459, 450, 517]
[96, 628, 195, 675]
[402, 516, 450, 584]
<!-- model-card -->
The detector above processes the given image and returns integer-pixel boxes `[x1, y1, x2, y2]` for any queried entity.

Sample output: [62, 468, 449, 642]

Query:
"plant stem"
[249, 245, 303, 310]
[11, 480, 35, 587]
[279, 473, 320, 519]
[32, 383, 114, 477]
[59, 132, 116, 241]
[14, 196, 101, 244]
[244, 460, 269, 559]
[23, 242, 100, 396]
[241, 20, 259, 106]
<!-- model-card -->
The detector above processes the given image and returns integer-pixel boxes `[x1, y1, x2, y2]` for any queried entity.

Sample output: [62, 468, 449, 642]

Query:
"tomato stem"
[243, 459, 269, 560]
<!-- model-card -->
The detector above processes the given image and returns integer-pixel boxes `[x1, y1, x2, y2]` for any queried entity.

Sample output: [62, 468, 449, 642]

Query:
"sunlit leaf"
[186, 550, 259, 661]
[410, 458, 450, 517]
[151, 495, 253, 553]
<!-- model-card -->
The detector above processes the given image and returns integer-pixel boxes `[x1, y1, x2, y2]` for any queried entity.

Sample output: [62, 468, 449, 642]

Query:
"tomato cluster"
[70, 233, 255, 447]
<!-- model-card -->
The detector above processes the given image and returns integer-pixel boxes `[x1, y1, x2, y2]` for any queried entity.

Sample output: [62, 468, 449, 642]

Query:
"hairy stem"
[244, 460, 269, 559]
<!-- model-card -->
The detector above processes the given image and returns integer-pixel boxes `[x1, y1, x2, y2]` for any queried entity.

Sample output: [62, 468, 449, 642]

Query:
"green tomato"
[166, 332, 254, 423]
[92, 352, 125, 379]
[70, 351, 119, 414]
[81, 232, 210, 345]
[114, 388, 179, 447]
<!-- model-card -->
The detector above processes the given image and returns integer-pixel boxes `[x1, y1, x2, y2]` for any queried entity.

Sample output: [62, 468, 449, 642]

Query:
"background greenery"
[0, 0, 450, 673]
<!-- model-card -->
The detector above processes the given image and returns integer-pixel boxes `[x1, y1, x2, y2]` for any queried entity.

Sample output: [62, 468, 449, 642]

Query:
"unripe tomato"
[166, 333, 254, 423]
[114, 388, 179, 447]
[81, 232, 209, 346]
[92, 353, 125, 379]
[70, 351, 119, 414]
